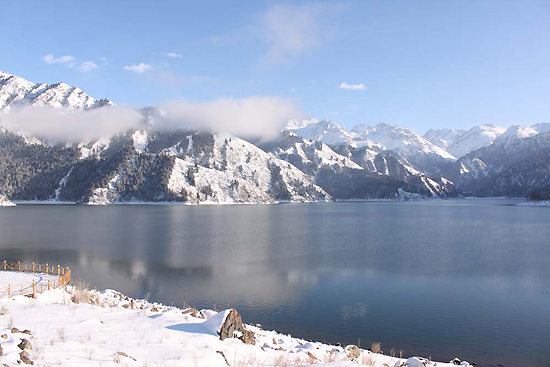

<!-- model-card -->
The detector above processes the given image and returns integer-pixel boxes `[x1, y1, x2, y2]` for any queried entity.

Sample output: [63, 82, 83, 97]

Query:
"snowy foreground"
[518, 200, 550, 207]
[0, 281, 472, 367]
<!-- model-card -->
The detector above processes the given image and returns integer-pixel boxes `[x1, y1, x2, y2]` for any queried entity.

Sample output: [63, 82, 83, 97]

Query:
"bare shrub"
[361, 354, 376, 366]
[57, 328, 66, 342]
[371, 342, 381, 354]
[71, 279, 95, 304]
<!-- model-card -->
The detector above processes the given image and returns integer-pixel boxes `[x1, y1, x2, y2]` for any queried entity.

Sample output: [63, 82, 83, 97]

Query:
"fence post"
[32, 281, 35, 298]
[32, 262, 35, 273]
[8, 285, 11, 298]
[25, 263, 27, 271]
[3, 261, 6, 270]
[57, 265, 60, 275]
[46, 264, 49, 274]
[48, 280, 51, 291]
[17, 261, 21, 271]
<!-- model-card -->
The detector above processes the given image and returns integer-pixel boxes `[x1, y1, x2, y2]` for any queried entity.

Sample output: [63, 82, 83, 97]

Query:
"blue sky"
[2, 0, 549, 133]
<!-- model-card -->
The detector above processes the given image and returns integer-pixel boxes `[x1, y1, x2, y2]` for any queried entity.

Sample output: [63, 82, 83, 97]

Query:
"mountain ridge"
[0, 71, 548, 203]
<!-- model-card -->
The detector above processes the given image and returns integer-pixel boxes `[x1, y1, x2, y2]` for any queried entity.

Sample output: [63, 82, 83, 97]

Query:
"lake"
[0, 200, 548, 366]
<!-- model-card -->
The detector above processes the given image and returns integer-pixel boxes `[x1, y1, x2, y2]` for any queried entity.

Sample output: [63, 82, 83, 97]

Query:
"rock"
[240, 328, 256, 345]
[150, 306, 159, 312]
[18, 338, 32, 351]
[218, 309, 255, 345]
[0, 343, 3, 357]
[1, 334, 7, 339]
[346, 345, 361, 360]
[11, 327, 20, 333]
[182, 308, 205, 319]
[19, 351, 34, 365]
[0, 307, 9, 315]
[452, 358, 462, 365]
[22, 330, 32, 335]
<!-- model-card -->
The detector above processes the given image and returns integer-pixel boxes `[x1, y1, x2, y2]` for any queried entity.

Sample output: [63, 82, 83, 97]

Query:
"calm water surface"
[0, 200, 549, 366]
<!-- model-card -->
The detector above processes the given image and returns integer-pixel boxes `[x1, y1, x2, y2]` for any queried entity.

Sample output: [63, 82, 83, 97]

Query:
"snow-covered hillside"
[0, 277, 474, 367]
[351, 123, 456, 160]
[286, 120, 456, 174]
[285, 118, 377, 148]
[162, 132, 330, 204]
[0, 71, 112, 111]
[445, 131, 550, 195]
[265, 131, 457, 198]
[1, 70, 549, 201]
[492, 123, 550, 149]
[0, 194, 16, 207]
[425, 124, 506, 158]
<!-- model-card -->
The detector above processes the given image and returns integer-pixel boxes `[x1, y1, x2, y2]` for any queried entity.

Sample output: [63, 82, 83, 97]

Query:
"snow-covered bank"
[0, 271, 57, 289]
[0, 278, 473, 367]
[517, 200, 550, 207]
[0, 195, 16, 207]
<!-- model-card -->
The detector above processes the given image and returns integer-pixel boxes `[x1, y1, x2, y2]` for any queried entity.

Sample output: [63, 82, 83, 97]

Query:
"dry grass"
[71, 279, 95, 304]
[371, 342, 381, 354]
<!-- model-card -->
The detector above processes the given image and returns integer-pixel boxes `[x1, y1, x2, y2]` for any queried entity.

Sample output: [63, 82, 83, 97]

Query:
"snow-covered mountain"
[286, 119, 456, 174]
[0, 71, 112, 111]
[0, 128, 329, 204]
[424, 124, 506, 158]
[350, 123, 456, 174]
[491, 123, 550, 149]
[285, 118, 378, 148]
[445, 127, 550, 195]
[263, 131, 457, 199]
[1, 71, 548, 201]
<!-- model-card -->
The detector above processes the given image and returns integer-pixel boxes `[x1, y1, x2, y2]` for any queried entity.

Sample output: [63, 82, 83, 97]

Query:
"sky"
[1, 0, 550, 133]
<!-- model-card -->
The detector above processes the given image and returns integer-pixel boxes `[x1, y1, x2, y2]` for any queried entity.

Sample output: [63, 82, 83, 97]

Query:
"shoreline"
[0, 276, 473, 367]
[10, 196, 526, 206]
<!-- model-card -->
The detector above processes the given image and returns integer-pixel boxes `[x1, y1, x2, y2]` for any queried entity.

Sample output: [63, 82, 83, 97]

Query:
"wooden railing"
[0, 261, 71, 299]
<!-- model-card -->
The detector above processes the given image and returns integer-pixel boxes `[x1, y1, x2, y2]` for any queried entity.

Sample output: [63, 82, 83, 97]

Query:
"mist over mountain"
[1, 71, 548, 203]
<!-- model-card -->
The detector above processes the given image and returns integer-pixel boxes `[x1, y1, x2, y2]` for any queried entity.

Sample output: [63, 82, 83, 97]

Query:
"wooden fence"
[0, 261, 71, 299]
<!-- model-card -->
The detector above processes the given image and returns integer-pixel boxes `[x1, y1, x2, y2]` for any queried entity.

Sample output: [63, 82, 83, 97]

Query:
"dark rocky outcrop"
[218, 309, 255, 345]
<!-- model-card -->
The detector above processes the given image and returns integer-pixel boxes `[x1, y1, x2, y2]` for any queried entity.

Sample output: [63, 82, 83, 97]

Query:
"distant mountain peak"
[0, 70, 113, 111]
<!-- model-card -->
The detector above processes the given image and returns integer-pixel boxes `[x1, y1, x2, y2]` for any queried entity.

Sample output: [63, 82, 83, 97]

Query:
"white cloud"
[159, 96, 301, 140]
[124, 63, 153, 74]
[163, 52, 182, 58]
[1, 105, 141, 143]
[257, 3, 334, 65]
[78, 61, 98, 72]
[339, 82, 366, 90]
[43, 54, 75, 65]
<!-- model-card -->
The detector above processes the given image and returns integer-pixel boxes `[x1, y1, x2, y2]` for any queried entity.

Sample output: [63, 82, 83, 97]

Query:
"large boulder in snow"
[202, 309, 255, 345]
